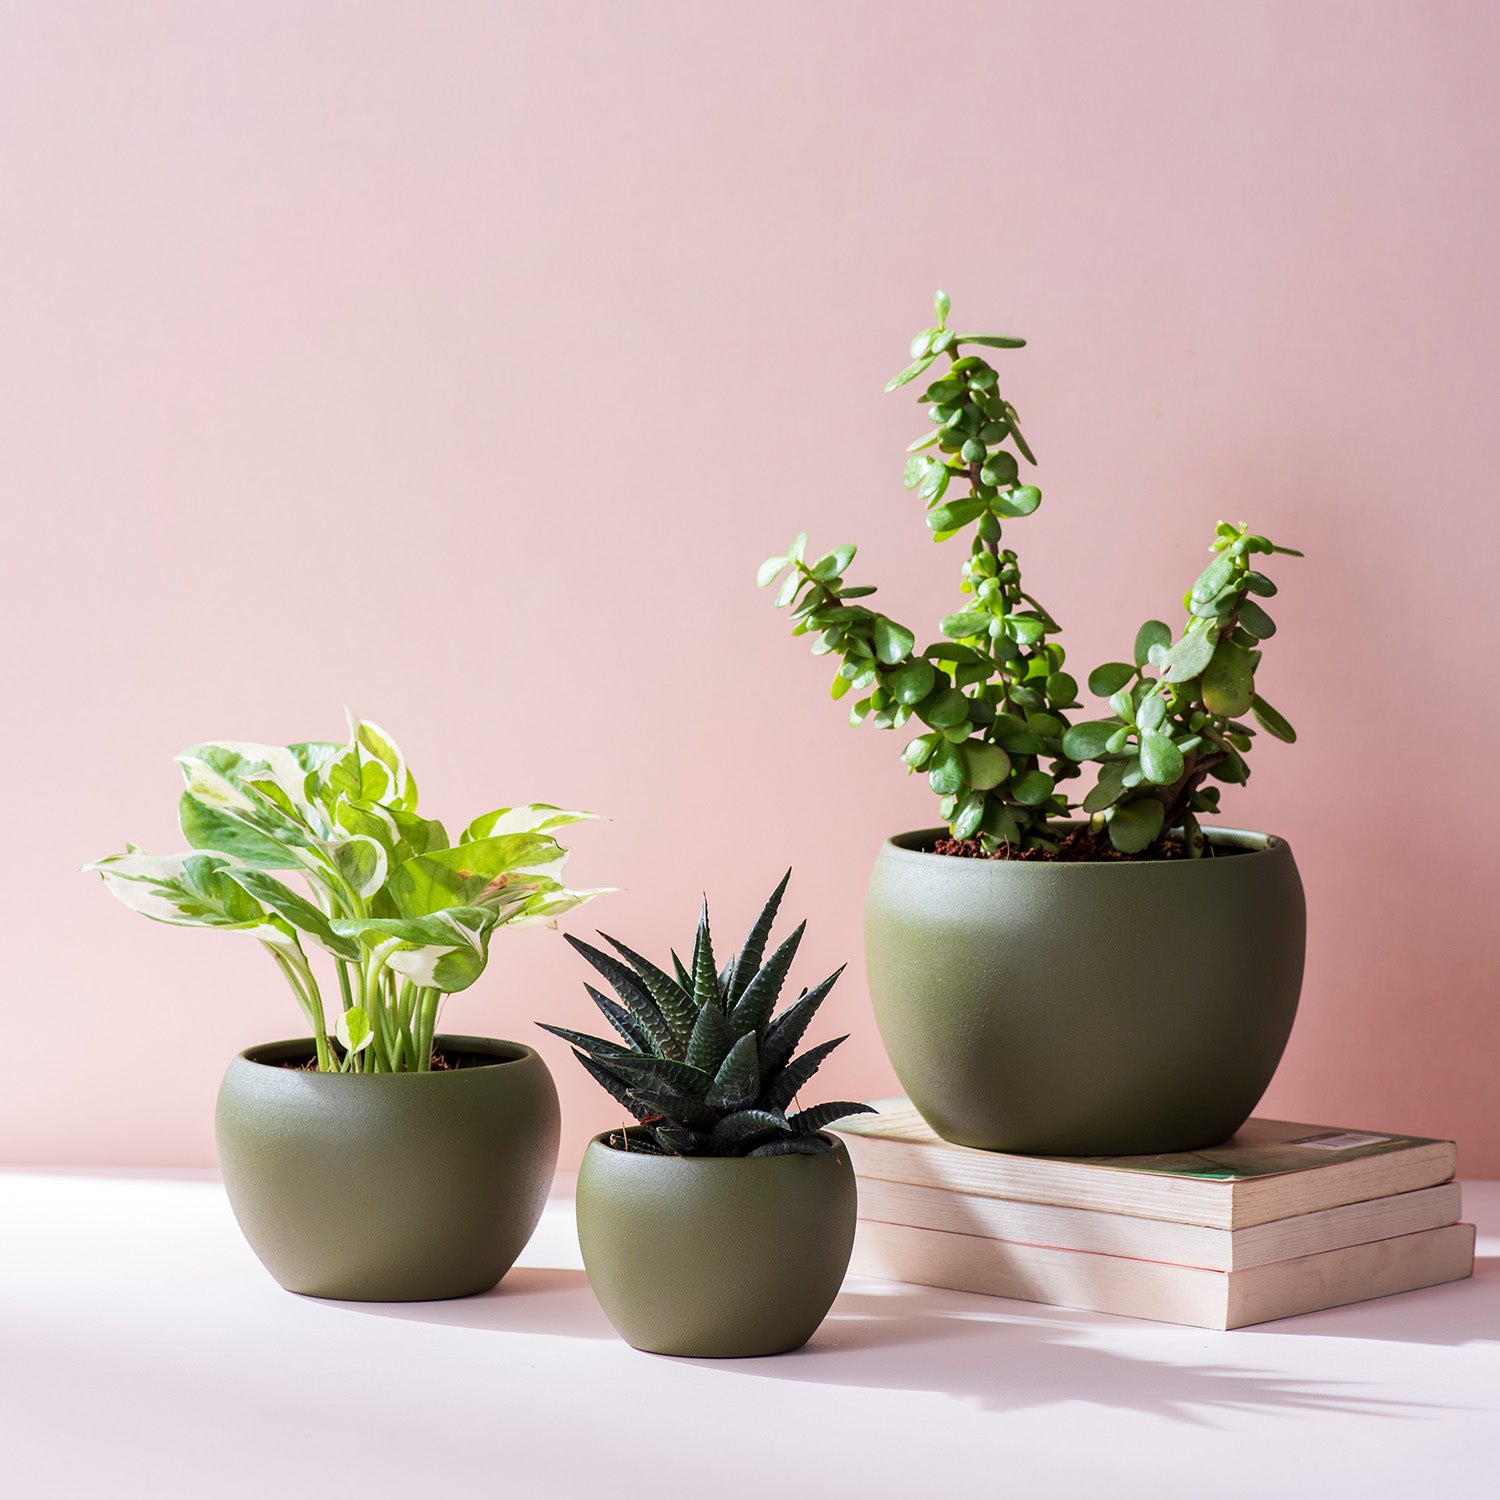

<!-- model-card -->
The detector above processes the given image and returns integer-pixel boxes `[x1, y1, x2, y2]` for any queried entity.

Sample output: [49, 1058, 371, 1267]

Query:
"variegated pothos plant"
[86, 713, 608, 1072]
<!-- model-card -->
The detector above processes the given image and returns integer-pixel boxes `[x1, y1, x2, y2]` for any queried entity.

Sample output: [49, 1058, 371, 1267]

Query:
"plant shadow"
[655, 1280, 1465, 1423]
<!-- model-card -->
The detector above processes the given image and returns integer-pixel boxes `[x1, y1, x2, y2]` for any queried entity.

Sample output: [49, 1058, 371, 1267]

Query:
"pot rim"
[881, 822, 1285, 867]
[583, 1128, 844, 1163]
[234, 1033, 540, 1076]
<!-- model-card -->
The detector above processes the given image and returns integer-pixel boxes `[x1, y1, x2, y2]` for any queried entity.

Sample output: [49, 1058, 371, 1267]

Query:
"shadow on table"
[658, 1282, 1463, 1423]
[1248, 1256, 1499, 1347]
[328, 1268, 614, 1339]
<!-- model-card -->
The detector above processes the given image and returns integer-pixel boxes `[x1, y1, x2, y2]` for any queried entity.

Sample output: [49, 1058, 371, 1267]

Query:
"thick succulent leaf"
[598, 1052, 712, 1099]
[584, 983, 652, 1052]
[761, 965, 846, 1074]
[599, 934, 697, 1044]
[724, 869, 791, 1002]
[748, 1136, 834, 1157]
[652, 1125, 715, 1156]
[691, 901, 719, 1009]
[460, 805, 600, 843]
[684, 1000, 738, 1074]
[564, 935, 678, 1058]
[706, 1032, 760, 1111]
[221, 868, 361, 961]
[761, 1035, 846, 1113]
[790, 1101, 875, 1134]
[712, 1108, 793, 1145]
[570, 1050, 659, 1122]
[630, 1087, 719, 1132]
[671, 949, 693, 992]
[1108, 797, 1166, 854]
[333, 907, 496, 992]
[535, 1021, 633, 1059]
[728, 920, 806, 1035]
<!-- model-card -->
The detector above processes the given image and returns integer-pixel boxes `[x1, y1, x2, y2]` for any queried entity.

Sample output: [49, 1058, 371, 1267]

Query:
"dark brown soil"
[931, 828, 1233, 863]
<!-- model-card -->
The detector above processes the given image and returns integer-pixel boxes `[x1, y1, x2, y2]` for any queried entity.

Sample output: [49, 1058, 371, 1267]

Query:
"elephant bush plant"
[760, 292, 1301, 857]
[86, 713, 606, 1071]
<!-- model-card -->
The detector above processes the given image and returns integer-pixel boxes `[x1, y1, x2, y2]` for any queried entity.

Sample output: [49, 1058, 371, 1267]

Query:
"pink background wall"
[5, 1, 1498, 1171]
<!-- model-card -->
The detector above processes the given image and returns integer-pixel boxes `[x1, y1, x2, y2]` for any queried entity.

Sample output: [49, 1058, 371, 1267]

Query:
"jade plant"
[86, 712, 607, 1072]
[759, 292, 1301, 857]
[542, 873, 873, 1155]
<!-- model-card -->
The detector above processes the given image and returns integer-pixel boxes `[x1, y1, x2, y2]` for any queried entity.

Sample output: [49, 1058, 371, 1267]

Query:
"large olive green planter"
[575, 1132, 857, 1357]
[865, 826, 1305, 1156]
[216, 1034, 559, 1301]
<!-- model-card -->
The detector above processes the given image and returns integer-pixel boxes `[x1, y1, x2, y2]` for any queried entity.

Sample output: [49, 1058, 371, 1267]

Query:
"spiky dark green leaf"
[762, 965, 845, 1073]
[763, 1035, 846, 1112]
[691, 900, 720, 1010]
[790, 1100, 874, 1134]
[601, 933, 698, 1045]
[684, 1000, 737, 1074]
[565, 934, 677, 1058]
[706, 1031, 761, 1111]
[728, 920, 806, 1034]
[725, 869, 790, 1002]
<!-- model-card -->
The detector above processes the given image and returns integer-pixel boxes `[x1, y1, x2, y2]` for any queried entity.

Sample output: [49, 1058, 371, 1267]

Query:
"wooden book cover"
[836, 1100, 1457, 1230]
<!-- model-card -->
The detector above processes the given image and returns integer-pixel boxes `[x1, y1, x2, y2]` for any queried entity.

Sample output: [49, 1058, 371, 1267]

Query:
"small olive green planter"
[575, 1132, 857, 1357]
[865, 826, 1306, 1156]
[216, 1034, 559, 1301]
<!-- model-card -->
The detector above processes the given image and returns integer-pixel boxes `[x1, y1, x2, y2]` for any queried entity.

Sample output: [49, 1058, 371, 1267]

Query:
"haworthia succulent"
[544, 876, 874, 1157]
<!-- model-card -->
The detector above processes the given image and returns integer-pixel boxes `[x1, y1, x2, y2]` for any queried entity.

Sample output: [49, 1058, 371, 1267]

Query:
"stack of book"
[835, 1100, 1474, 1329]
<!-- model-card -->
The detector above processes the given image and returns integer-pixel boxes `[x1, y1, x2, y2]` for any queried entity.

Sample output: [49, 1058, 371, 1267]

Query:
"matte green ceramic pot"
[575, 1132, 857, 1357]
[865, 826, 1305, 1156]
[216, 1034, 559, 1301]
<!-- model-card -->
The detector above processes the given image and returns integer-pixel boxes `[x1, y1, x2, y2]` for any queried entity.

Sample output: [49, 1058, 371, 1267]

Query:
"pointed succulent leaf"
[564, 934, 678, 1058]
[600, 935, 698, 1044]
[725, 870, 791, 1002]
[630, 1087, 719, 1132]
[684, 1000, 738, 1074]
[762, 1035, 846, 1113]
[790, 1101, 875, 1134]
[691, 900, 719, 1009]
[748, 1136, 834, 1157]
[706, 1032, 761, 1111]
[600, 1052, 713, 1099]
[728, 920, 806, 1034]
[570, 1050, 659, 1122]
[584, 984, 652, 1052]
[761, 966, 846, 1074]
[712, 1109, 793, 1145]
[535, 1021, 633, 1059]
[671, 949, 693, 992]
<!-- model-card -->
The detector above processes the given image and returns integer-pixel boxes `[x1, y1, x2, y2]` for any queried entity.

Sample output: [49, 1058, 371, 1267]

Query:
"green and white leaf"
[333, 907, 498, 992]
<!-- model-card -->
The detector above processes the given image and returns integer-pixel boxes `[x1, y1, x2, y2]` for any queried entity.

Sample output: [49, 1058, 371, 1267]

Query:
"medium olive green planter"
[216, 1034, 559, 1301]
[865, 826, 1306, 1156]
[575, 1132, 857, 1357]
